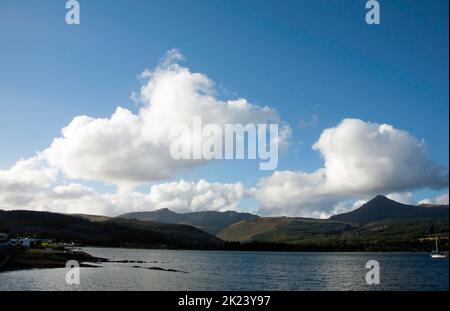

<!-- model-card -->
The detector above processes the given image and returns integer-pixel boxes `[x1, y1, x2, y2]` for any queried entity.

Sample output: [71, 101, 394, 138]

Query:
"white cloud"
[255, 119, 449, 217]
[418, 198, 432, 205]
[386, 192, 414, 205]
[435, 194, 449, 205]
[145, 179, 246, 213]
[0, 163, 246, 215]
[327, 199, 369, 219]
[0, 155, 58, 208]
[418, 193, 449, 205]
[52, 183, 95, 199]
[44, 50, 290, 189]
[0, 155, 57, 192]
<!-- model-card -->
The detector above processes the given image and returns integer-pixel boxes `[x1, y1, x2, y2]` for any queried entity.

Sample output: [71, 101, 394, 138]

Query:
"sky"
[0, 0, 448, 217]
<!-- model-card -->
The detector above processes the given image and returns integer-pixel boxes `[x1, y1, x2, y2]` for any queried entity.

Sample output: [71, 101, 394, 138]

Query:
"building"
[0, 233, 8, 241]
[22, 238, 32, 248]
[16, 238, 54, 248]
[4, 237, 54, 248]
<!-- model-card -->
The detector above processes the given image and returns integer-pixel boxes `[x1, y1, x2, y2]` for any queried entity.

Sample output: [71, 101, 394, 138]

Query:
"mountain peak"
[361, 195, 402, 210]
[117, 209, 258, 235]
[371, 195, 392, 202]
[154, 208, 174, 213]
[330, 195, 448, 225]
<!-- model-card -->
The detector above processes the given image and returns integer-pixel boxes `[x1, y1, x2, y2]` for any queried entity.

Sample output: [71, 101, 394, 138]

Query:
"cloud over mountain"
[0, 52, 448, 217]
[0, 169, 247, 216]
[0, 50, 279, 215]
[255, 119, 449, 217]
[419, 193, 449, 205]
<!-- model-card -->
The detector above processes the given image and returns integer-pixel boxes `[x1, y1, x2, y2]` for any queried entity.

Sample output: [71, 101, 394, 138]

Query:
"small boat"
[431, 236, 448, 259]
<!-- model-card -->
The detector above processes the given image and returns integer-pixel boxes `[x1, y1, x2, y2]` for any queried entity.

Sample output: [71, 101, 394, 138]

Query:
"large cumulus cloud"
[0, 50, 276, 215]
[254, 119, 449, 217]
[44, 50, 290, 189]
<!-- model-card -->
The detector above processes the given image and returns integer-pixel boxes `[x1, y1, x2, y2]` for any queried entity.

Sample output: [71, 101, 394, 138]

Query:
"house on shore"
[11, 237, 54, 248]
[0, 233, 8, 241]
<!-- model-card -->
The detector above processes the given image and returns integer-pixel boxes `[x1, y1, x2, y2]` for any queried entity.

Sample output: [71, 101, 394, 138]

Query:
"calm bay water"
[0, 248, 448, 291]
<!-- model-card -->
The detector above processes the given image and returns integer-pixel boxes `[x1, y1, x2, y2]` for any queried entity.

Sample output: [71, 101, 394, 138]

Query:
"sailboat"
[431, 236, 448, 259]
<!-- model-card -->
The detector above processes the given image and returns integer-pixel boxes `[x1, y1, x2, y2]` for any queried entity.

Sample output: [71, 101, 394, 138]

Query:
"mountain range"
[218, 196, 448, 248]
[0, 195, 448, 251]
[117, 209, 258, 235]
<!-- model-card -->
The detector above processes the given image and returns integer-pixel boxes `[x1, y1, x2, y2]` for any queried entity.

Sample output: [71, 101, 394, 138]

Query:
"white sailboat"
[431, 236, 448, 259]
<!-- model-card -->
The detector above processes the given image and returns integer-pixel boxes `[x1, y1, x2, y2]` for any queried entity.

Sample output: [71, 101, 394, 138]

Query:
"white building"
[22, 238, 32, 248]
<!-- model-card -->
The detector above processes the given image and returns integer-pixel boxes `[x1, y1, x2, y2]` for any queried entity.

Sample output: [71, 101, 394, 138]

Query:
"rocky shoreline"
[0, 249, 191, 274]
[0, 248, 107, 272]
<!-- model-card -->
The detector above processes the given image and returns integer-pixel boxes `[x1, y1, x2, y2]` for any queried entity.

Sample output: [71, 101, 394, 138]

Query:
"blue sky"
[0, 0, 448, 216]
